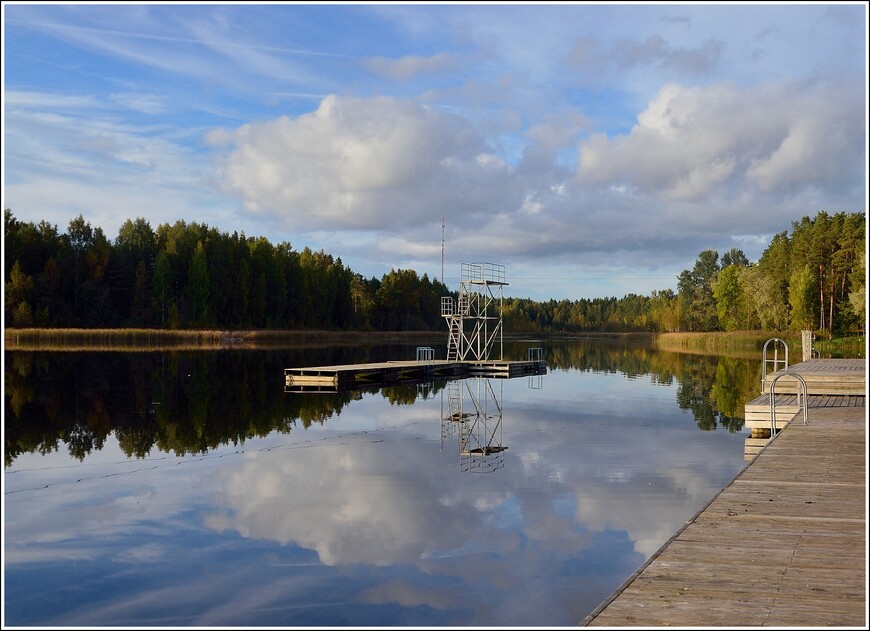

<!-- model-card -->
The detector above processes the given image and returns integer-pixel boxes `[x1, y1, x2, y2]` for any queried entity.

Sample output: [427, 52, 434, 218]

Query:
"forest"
[4, 208, 865, 336]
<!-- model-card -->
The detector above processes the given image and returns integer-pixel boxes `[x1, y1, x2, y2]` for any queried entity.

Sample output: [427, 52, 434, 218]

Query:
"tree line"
[4, 209, 448, 331]
[4, 208, 865, 335]
[501, 210, 864, 336]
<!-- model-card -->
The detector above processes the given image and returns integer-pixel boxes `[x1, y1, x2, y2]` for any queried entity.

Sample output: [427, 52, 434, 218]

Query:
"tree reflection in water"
[4, 339, 762, 627]
[4, 340, 758, 468]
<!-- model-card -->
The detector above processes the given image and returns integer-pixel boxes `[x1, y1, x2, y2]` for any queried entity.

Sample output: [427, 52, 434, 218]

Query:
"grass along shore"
[4, 327, 864, 358]
[653, 330, 865, 359]
[3, 327, 445, 352]
[653, 331, 796, 354]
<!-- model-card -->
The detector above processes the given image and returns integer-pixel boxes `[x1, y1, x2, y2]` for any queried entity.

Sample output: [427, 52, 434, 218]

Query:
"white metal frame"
[442, 263, 507, 361]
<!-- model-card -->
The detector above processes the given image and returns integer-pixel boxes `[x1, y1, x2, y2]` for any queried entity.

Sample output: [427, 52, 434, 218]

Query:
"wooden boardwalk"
[583, 360, 866, 627]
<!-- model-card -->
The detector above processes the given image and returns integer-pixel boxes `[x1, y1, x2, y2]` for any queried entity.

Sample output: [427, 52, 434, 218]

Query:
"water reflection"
[441, 378, 507, 473]
[3, 341, 757, 627]
[4, 342, 756, 468]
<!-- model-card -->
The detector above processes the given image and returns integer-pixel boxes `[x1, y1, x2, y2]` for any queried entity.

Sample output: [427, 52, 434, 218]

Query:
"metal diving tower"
[441, 262, 507, 362]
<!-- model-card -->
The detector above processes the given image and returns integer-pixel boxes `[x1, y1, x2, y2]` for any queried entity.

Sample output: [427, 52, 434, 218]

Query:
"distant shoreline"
[3, 327, 652, 352]
[5, 328, 859, 358]
[3, 327, 445, 351]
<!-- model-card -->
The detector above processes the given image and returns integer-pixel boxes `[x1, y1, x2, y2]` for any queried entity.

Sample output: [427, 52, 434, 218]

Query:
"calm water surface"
[3, 340, 758, 626]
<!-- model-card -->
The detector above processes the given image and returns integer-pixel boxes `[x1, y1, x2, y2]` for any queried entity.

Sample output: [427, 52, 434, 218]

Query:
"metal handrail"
[761, 338, 789, 393]
[768, 372, 808, 435]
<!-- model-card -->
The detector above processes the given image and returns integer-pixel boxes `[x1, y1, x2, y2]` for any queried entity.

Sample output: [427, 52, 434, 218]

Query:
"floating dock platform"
[284, 359, 546, 392]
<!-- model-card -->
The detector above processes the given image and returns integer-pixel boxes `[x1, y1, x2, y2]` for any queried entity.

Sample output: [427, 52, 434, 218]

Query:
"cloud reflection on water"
[4, 366, 747, 626]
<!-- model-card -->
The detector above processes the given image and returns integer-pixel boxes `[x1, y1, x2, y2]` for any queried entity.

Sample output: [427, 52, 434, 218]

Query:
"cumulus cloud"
[5, 4, 865, 301]
[577, 79, 865, 204]
[207, 95, 513, 232]
[204, 75, 862, 282]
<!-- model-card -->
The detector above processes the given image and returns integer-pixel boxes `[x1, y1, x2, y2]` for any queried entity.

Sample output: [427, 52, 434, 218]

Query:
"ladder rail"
[761, 338, 789, 394]
[768, 372, 809, 435]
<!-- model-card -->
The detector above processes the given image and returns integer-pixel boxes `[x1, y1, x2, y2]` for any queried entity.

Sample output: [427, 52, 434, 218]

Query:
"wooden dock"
[745, 393, 866, 431]
[762, 357, 865, 395]
[583, 359, 866, 627]
[746, 358, 866, 431]
[284, 359, 546, 392]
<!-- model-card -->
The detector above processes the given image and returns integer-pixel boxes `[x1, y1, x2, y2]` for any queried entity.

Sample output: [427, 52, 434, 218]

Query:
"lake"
[3, 338, 759, 626]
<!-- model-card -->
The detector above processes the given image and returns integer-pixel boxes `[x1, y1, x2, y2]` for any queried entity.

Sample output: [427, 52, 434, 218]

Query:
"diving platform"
[284, 359, 546, 393]
[286, 262, 548, 393]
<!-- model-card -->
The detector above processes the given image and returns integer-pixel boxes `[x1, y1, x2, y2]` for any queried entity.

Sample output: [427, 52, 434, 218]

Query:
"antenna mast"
[441, 213, 445, 285]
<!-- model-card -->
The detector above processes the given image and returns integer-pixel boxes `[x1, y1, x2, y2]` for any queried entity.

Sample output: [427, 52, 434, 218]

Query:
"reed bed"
[653, 331, 799, 358]
[813, 335, 866, 358]
[4, 328, 444, 352]
[655, 331, 866, 359]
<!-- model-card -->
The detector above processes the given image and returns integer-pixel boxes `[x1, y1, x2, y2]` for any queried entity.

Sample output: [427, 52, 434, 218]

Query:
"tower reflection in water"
[441, 377, 508, 473]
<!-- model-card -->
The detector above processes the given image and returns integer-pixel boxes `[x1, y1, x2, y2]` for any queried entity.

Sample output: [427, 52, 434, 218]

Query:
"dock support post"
[801, 330, 813, 361]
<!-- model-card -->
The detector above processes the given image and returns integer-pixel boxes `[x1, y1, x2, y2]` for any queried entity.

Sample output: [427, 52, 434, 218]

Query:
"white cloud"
[109, 92, 167, 115]
[202, 73, 862, 286]
[208, 95, 512, 231]
[4, 91, 101, 110]
[577, 79, 865, 205]
[4, 97, 236, 238]
[363, 52, 459, 80]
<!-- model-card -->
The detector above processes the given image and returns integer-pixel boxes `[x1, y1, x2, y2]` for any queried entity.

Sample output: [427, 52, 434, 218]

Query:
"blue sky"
[2, 2, 867, 300]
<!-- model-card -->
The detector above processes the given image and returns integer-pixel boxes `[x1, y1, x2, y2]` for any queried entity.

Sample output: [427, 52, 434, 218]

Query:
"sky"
[2, 2, 867, 301]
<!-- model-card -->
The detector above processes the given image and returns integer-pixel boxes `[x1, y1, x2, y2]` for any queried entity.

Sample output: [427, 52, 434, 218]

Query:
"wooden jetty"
[284, 359, 546, 392]
[746, 357, 866, 431]
[745, 393, 866, 432]
[761, 357, 865, 395]
[583, 358, 866, 627]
